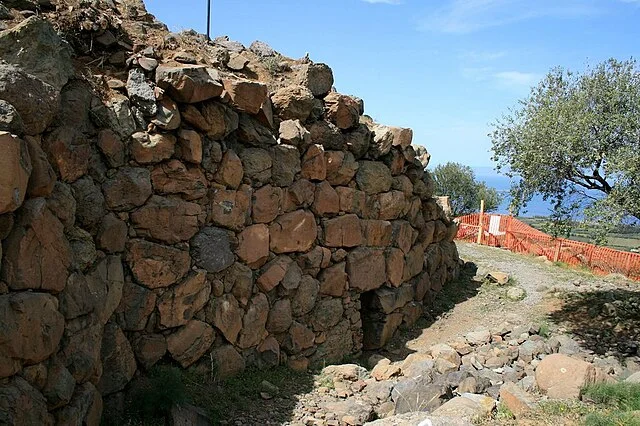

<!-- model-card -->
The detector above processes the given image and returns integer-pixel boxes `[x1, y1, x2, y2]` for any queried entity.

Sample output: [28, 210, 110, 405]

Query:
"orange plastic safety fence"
[454, 213, 640, 281]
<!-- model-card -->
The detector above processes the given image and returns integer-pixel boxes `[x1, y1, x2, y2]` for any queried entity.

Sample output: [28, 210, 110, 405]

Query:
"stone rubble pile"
[273, 320, 640, 426]
[0, 0, 459, 424]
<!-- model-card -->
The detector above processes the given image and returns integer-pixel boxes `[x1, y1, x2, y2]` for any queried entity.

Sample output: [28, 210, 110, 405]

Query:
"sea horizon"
[471, 167, 554, 217]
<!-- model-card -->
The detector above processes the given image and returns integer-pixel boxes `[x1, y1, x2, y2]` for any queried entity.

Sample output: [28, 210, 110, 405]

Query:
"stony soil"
[215, 242, 640, 425]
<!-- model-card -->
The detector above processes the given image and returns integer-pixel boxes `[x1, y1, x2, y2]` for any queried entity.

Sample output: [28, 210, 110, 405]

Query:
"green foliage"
[538, 320, 551, 338]
[583, 383, 640, 411]
[128, 365, 188, 421]
[495, 402, 515, 420]
[431, 162, 502, 216]
[585, 411, 640, 426]
[491, 58, 640, 230]
[263, 54, 283, 75]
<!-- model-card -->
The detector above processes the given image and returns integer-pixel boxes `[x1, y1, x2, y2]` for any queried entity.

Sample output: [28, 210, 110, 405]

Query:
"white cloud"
[419, 0, 600, 34]
[461, 67, 540, 88]
[461, 66, 494, 81]
[459, 50, 508, 62]
[361, 0, 402, 4]
[494, 71, 541, 87]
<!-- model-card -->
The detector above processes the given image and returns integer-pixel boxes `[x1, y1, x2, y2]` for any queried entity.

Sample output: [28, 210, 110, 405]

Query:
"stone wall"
[0, 1, 459, 423]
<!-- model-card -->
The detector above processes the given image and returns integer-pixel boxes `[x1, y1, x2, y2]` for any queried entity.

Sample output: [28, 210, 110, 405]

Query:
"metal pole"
[206, 0, 211, 40]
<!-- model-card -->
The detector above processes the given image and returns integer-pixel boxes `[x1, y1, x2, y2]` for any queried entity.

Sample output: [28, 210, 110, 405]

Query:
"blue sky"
[145, 0, 640, 170]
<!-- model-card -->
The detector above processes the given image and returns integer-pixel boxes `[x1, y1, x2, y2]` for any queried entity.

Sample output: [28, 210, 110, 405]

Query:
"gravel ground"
[456, 242, 631, 305]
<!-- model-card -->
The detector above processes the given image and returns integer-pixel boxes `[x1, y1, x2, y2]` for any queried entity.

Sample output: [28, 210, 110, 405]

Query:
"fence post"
[625, 253, 633, 278]
[586, 246, 594, 268]
[553, 239, 563, 263]
[476, 200, 485, 245]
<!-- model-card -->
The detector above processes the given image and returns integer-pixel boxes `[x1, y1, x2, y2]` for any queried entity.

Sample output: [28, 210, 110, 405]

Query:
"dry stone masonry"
[0, 0, 459, 423]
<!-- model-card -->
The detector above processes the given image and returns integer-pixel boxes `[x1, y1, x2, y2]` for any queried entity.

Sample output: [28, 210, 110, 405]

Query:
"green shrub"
[584, 411, 640, 426]
[128, 365, 188, 420]
[583, 383, 640, 411]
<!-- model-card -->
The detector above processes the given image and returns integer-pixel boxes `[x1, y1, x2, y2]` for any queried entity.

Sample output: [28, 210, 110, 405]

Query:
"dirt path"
[405, 242, 619, 351]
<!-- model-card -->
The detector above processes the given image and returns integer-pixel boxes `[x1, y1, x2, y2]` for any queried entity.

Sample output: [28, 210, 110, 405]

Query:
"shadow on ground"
[103, 363, 316, 425]
[548, 288, 640, 357]
[364, 261, 483, 362]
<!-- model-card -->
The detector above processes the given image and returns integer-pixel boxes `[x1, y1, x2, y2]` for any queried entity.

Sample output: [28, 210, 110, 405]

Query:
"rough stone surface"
[535, 354, 598, 399]
[2, 198, 71, 292]
[98, 323, 136, 395]
[155, 64, 223, 103]
[131, 195, 201, 244]
[191, 226, 235, 273]
[167, 320, 215, 368]
[0, 293, 64, 378]
[0, 132, 31, 214]
[269, 209, 317, 253]
[126, 239, 191, 289]
[102, 167, 152, 211]
[356, 161, 392, 194]
[347, 248, 387, 292]
[0, 63, 59, 136]
[0, 17, 73, 90]
[0, 376, 54, 426]
[157, 271, 211, 328]
[271, 85, 315, 122]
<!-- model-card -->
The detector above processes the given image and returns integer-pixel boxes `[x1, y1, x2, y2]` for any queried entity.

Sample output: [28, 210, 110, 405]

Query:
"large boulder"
[102, 166, 153, 211]
[127, 68, 157, 116]
[391, 377, 451, 414]
[130, 132, 176, 164]
[0, 292, 64, 378]
[324, 93, 360, 130]
[271, 85, 314, 122]
[42, 126, 91, 183]
[0, 132, 31, 214]
[98, 323, 137, 395]
[155, 64, 223, 103]
[223, 79, 269, 115]
[0, 17, 74, 91]
[209, 187, 251, 231]
[130, 195, 202, 244]
[432, 393, 495, 422]
[53, 382, 102, 426]
[24, 135, 56, 198]
[126, 239, 191, 289]
[167, 320, 215, 367]
[2, 198, 71, 292]
[269, 210, 317, 253]
[356, 161, 392, 194]
[0, 376, 54, 426]
[237, 293, 269, 348]
[157, 271, 211, 328]
[190, 227, 235, 273]
[0, 100, 25, 135]
[207, 293, 243, 344]
[236, 224, 270, 267]
[270, 144, 301, 187]
[296, 63, 334, 97]
[346, 247, 386, 292]
[0, 63, 59, 135]
[535, 354, 598, 399]
[71, 176, 106, 230]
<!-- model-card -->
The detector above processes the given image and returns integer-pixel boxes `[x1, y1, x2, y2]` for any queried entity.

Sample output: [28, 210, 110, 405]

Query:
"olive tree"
[491, 58, 640, 225]
[431, 162, 502, 216]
